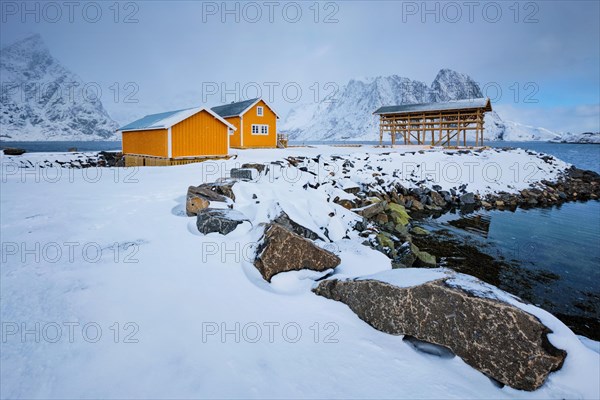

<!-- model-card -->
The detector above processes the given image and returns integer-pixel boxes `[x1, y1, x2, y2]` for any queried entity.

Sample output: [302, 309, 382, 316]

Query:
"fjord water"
[435, 142, 600, 335]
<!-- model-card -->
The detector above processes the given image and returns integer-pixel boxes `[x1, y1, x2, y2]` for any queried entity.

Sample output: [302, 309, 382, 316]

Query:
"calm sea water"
[420, 142, 599, 335]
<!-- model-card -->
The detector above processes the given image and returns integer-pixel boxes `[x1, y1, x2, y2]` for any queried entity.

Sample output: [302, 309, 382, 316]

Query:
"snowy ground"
[1, 146, 598, 399]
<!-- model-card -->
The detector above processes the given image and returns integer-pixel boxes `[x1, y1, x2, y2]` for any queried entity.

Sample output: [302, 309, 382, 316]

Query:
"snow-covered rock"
[0, 34, 119, 141]
[282, 68, 563, 143]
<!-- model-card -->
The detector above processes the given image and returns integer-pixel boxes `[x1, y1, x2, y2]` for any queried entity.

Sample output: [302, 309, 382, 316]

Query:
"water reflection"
[417, 201, 600, 339]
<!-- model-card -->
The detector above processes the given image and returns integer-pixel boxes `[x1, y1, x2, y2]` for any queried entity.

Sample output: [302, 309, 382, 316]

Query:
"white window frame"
[257, 106, 264, 116]
[251, 124, 269, 135]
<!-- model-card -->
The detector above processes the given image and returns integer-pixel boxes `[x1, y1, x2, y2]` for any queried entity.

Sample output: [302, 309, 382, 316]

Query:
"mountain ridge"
[0, 34, 119, 141]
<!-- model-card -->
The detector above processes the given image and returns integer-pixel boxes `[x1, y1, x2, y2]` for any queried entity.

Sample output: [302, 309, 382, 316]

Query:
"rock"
[230, 168, 254, 181]
[356, 201, 387, 219]
[410, 226, 430, 236]
[199, 181, 237, 201]
[460, 192, 476, 205]
[374, 213, 389, 224]
[335, 198, 354, 209]
[241, 163, 266, 174]
[410, 200, 425, 211]
[415, 248, 436, 267]
[430, 191, 446, 207]
[396, 242, 417, 267]
[196, 208, 249, 235]
[273, 211, 321, 241]
[254, 223, 341, 282]
[186, 185, 228, 216]
[313, 275, 566, 391]
[481, 201, 493, 209]
[2, 147, 26, 155]
[187, 193, 209, 216]
[394, 223, 410, 238]
[376, 233, 395, 250]
[343, 185, 361, 195]
[397, 242, 436, 268]
[387, 203, 411, 226]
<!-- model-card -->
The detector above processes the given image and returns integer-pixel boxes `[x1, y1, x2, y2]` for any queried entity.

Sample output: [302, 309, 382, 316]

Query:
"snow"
[1, 146, 598, 399]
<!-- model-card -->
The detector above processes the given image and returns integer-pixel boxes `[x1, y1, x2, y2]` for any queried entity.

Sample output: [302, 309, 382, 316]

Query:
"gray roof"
[118, 107, 235, 132]
[118, 108, 194, 131]
[211, 98, 260, 118]
[373, 98, 491, 115]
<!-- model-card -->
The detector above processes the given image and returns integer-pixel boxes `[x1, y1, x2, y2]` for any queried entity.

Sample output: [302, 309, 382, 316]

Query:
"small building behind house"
[211, 98, 284, 148]
[119, 107, 235, 167]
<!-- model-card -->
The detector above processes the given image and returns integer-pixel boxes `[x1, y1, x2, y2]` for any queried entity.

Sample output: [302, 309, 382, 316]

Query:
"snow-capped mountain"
[551, 131, 600, 144]
[282, 69, 561, 142]
[0, 34, 119, 141]
[484, 111, 561, 142]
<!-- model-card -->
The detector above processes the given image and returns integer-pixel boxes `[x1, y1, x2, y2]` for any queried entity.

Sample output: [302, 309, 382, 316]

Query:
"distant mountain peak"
[1, 34, 119, 141]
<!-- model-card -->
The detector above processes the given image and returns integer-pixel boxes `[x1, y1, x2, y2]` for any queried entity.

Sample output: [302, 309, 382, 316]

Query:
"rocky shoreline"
[182, 161, 598, 391]
[332, 165, 600, 339]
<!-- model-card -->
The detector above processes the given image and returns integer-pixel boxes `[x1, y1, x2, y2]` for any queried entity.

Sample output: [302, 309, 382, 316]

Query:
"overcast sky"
[1, 0, 599, 133]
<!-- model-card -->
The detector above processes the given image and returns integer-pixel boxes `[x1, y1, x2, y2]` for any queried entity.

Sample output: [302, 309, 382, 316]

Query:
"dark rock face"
[196, 208, 249, 235]
[313, 277, 566, 391]
[186, 185, 228, 216]
[230, 168, 254, 181]
[273, 212, 321, 241]
[254, 223, 341, 282]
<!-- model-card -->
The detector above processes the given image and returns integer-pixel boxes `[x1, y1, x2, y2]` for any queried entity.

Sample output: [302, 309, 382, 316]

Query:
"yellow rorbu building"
[119, 98, 281, 166]
[211, 98, 280, 149]
[119, 107, 235, 166]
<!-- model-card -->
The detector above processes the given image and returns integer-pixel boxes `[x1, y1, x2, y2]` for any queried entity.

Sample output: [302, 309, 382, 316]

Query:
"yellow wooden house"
[211, 98, 281, 148]
[119, 107, 235, 166]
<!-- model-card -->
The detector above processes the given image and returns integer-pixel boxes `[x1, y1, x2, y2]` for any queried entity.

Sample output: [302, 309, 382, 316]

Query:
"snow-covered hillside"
[485, 111, 561, 142]
[552, 132, 600, 144]
[282, 69, 562, 142]
[0, 34, 119, 141]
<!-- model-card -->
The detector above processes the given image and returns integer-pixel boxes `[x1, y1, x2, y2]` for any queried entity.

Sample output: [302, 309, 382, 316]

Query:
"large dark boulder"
[254, 223, 340, 282]
[196, 208, 249, 235]
[313, 275, 566, 391]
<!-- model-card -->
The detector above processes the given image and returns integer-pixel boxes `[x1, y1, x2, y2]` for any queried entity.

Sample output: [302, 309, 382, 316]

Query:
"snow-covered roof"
[119, 107, 236, 132]
[211, 98, 280, 119]
[374, 98, 492, 115]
